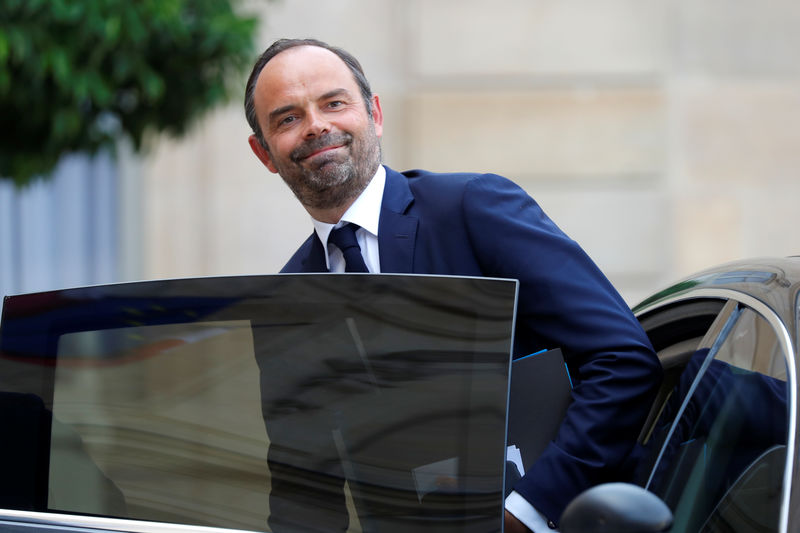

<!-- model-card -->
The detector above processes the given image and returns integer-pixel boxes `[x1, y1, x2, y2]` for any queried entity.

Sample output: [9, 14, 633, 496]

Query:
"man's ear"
[370, 94, 384, 138]
[248, 134, 278, 173]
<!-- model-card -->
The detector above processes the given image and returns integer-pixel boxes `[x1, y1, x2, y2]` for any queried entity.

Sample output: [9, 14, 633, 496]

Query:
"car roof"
[633, 256, 800, 352]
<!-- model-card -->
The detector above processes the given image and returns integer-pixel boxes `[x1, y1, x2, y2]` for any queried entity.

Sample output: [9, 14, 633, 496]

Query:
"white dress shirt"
[506, 491, 557, 532]
[311, 165, 385, 273]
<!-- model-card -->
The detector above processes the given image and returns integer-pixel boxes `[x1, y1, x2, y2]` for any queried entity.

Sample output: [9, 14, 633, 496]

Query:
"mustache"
[291, 132, 353, 162]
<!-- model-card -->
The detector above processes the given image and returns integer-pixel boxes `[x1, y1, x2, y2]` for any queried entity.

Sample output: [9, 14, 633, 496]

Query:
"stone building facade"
[141, 0, 800, 305]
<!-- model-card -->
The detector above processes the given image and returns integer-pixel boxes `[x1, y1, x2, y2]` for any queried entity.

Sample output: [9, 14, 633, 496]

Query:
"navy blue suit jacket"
[282, 166, 661, 523]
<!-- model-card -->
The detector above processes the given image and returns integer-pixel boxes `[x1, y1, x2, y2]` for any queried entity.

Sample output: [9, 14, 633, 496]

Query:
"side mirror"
[559, 482, 673, 533]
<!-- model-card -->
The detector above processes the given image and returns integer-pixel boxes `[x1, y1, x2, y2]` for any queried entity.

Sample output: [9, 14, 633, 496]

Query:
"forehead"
[254, 46, 359, 111]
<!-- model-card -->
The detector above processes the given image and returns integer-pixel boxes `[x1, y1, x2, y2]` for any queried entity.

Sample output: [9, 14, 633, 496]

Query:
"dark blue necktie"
[328, 223, 369, 272]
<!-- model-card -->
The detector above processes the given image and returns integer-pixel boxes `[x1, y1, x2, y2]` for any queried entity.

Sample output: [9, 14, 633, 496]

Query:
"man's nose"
[304, 108, 330, 138]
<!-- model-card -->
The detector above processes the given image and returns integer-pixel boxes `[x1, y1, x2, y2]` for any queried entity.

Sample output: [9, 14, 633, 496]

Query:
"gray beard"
[289, 157, 371, 210]
[279, 130, 381, 211]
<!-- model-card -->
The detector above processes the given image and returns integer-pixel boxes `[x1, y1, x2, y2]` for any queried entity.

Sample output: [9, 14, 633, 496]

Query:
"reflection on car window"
[0, 275, 516, 532]
[714, 308, 787, 382]
[644, 306, 788, 533]
[50, 321, 268, 525]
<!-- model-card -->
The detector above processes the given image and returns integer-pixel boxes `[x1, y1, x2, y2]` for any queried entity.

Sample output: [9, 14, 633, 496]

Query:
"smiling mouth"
[292, 132, 352, 163]
[302, 144, 344, 161]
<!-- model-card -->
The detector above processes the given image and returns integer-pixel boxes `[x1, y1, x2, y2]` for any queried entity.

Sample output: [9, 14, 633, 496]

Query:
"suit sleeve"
[461, 174, 662, 525]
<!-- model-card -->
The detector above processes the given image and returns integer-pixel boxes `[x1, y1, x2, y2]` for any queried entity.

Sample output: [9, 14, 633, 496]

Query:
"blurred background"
[2, 0, 799, 306]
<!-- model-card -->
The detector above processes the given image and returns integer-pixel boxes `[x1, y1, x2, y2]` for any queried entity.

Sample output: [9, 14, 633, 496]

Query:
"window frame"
[636, 289, 797, 532]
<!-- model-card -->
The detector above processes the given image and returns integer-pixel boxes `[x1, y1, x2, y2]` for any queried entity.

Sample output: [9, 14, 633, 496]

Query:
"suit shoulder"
[398, 168, 517, 191]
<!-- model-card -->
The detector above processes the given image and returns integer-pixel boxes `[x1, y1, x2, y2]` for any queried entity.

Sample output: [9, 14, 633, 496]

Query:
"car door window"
[0, 275, 517, 533]
[644, 303, 789, 533]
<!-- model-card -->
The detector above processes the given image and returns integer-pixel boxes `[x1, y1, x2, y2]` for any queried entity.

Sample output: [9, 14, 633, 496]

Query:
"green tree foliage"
[0, 0, 258, 185]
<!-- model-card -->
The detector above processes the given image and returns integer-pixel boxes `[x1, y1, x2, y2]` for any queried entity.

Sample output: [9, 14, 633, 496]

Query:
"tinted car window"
[645, 305, 788, 532]
[0, 274, 517, 532]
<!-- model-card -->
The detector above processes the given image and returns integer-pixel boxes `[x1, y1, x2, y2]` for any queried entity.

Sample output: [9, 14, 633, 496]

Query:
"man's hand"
[504, 509, 532, 533]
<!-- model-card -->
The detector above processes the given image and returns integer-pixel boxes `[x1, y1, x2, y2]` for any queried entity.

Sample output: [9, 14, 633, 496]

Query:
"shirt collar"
[311, 164, 386, 253]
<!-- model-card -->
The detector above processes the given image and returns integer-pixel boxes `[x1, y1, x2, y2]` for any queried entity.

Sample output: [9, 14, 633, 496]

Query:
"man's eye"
[328, 101, 344, 109]
[279, 115, 296, 126]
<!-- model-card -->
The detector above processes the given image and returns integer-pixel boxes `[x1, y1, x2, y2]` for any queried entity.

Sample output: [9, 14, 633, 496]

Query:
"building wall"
[140, 0, 800, 305]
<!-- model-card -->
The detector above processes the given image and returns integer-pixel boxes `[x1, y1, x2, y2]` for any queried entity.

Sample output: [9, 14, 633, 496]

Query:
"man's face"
[248, 46, 383, 215]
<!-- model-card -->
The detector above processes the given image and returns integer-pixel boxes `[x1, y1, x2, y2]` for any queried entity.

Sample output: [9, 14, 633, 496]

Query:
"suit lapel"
[378, 167, 418, 273]
[299, 235, 328, 272]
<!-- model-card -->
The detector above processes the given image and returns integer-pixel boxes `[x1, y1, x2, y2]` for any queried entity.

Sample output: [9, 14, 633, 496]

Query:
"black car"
[1, 258, 797, 532]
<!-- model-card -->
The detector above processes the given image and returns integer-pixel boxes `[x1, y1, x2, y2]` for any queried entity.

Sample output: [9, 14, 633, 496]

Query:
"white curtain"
[0, 152, 118, 299]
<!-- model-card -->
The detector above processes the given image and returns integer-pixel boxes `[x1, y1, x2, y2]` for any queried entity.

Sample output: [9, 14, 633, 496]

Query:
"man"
[245, 38, 662, 532]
